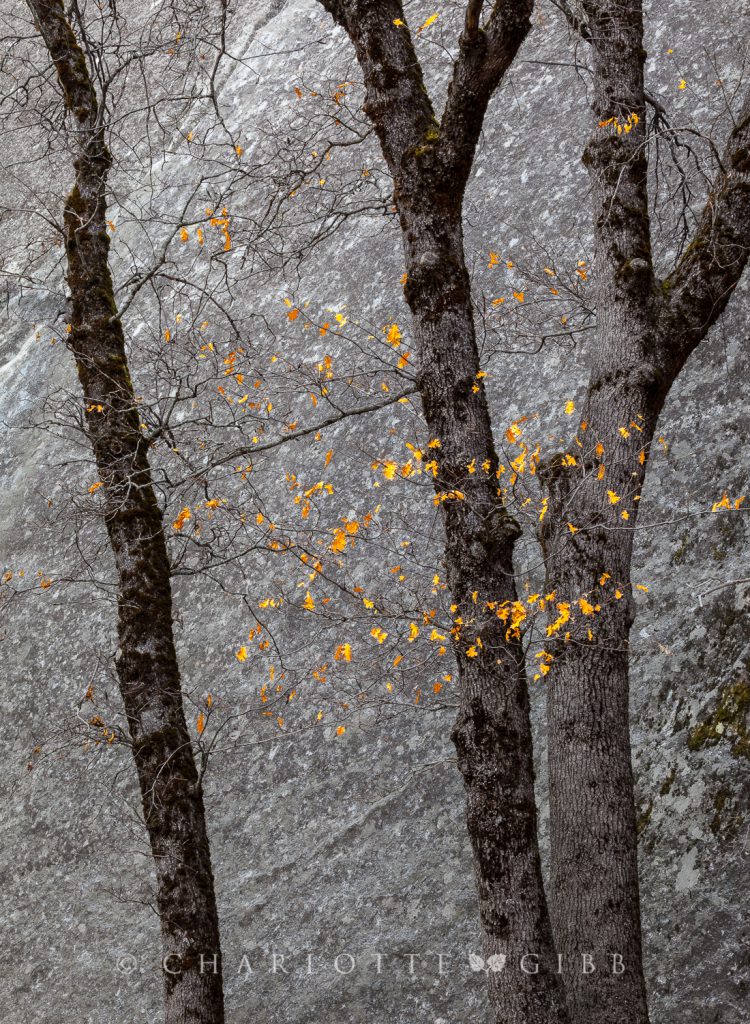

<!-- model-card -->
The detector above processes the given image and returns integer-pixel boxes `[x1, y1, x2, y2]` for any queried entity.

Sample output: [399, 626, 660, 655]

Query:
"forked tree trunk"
[315, 3, 568, 1021]
[541, 3, 750, 1022]
[27, 3, 225, 1021]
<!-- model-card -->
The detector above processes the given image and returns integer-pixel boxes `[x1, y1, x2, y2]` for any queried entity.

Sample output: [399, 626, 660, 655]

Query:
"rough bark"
[27, 3, 225, 1022]
[541, 3, 750, 1023]
[316, 4, 568, 1021]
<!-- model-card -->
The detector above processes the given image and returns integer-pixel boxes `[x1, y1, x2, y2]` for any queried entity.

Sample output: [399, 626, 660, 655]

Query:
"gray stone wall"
[0, 2, 747, 1021]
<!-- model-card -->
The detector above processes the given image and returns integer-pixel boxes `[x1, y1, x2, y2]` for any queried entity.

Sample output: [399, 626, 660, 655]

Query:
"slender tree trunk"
[541, 4, 750, 1022]
[315, 4, 568, 1020]
[28, 3, 225, 1021]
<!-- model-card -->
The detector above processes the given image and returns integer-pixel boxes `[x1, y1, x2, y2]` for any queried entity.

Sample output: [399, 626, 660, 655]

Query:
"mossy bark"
[26, 3, 224, 1021]
[315, 4, 568, 1022]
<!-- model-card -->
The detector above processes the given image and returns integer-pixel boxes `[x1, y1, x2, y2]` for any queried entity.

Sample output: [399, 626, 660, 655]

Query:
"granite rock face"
[0, 1, 748, 1022]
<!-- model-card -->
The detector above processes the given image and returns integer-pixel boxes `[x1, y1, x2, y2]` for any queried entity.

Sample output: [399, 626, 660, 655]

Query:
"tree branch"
[661, 91, 750, 363]
[437, 0, 533, 191]
[317, 0, 436, 175]
[215, 386, 418, 466]
[465, 0, 485, 38]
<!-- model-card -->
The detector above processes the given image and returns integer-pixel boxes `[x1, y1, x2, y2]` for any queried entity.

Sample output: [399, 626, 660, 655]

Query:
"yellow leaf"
[547, 603, 571, 637]
[196, 712, 205, 735]
[88, 481, 103, 493]
[607, 490, 621, 504]
[418, 13, 439, 32]
[336, 725, 346, 736]
[330, 529, 347, 553]
[172, 507, 192, 531]
[567, 522, 578, 534]
[564, 401, 575, 415]
[386, 323, 401, 346]
[371, 626, 388, 644]
[302, 591, 315, 611]
[334, 643, 352, 662]
[236, 646, 248, 662]
[513, 291, 525, 303]
[678, 79, 686, 89]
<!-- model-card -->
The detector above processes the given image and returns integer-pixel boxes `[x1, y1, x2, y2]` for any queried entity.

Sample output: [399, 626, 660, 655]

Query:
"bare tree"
[25, 2, 225, 1021]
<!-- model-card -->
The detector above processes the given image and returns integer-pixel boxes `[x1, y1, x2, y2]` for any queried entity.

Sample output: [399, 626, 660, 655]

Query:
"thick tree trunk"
[405, 207, 568, 1022]
[541, 378, 658, 1024]
[541, 5, 654, 1019]
[28, 3, 225, 1021]
[541, 4, 750, 1022]
[315, 3, 568, 1020]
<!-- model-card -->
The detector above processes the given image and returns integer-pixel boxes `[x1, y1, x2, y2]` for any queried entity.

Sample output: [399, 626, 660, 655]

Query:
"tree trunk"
[540, 6, 654, 1017]
[27, 3, 225, 1021]
[541, 4, 750, 1022]
[314, 3, 569, 1020]
[405, 204, 568, 1022]
[540, 375, 658, 1024]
